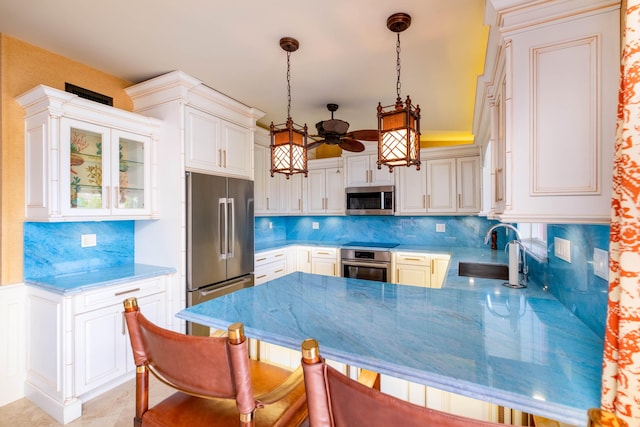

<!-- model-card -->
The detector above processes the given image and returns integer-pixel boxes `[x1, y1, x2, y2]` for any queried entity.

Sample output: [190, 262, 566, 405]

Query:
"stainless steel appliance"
[186, 172, 254, 336]
[340, 242, 398, 282]
[345, 186, 395, 215]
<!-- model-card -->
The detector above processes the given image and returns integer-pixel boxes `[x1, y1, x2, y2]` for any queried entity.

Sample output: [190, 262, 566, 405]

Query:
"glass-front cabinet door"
[60, 118, 150, 218]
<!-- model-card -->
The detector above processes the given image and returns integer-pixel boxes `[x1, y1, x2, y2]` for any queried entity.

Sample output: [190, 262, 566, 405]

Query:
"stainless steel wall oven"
[340, 243, 398, 282]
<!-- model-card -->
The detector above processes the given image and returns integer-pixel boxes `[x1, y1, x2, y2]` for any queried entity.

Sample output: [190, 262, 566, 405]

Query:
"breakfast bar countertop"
[179, 271, 603, 426]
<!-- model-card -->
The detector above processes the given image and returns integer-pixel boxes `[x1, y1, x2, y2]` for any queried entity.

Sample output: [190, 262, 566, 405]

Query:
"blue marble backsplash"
[24, 221, 134, 280]
[255, 215, 505, 248]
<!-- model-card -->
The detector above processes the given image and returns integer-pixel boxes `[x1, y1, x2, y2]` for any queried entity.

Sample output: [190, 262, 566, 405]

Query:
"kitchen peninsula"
[179, 269, 603, 426]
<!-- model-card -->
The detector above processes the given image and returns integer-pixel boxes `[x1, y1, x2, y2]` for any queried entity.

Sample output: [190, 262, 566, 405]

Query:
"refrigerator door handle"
[228, 197, 235, 259]
[219, 198, 228, 260]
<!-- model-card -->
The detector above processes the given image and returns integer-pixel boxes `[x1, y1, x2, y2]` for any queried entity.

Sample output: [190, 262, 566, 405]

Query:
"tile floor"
[0, 376, 173, 427]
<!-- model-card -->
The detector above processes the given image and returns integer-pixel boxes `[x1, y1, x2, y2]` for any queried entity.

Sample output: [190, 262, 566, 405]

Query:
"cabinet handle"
[404, 257, 421, 261]
[105, 187, 111, 209]
[266, 197, 269, 210]
[115, 287, 141, 296]
[317, 251, 330, 255]
[114, 186, 119, 208]
[298, 199, 302, 210]
[427, 195, 431, 209]
[256, 274, 267, 280]
[218, 149, 223, 167]
[275, 269, 284, 273]
[256, 257, 267, 262]
[223, 150, 227, 168]
[458, 194, 461, 209]
[122, 312, 126, 335]
[422, 195, 426, 209]
[431, 259, 434, 271]
[275, 253, 284, 258]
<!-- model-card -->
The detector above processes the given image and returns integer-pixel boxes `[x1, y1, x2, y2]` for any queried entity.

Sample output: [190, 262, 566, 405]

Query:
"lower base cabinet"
[393, 252, 451, 288]
[25, 274, 169, 424]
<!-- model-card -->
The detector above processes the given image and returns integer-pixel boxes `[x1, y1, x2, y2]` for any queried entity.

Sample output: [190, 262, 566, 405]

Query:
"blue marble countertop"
[25, 263, 176, 295]
[178, 271, 602, 426]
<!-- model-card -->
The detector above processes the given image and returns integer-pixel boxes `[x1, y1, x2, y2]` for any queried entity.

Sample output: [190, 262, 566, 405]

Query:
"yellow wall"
[0, 34, 133, 285]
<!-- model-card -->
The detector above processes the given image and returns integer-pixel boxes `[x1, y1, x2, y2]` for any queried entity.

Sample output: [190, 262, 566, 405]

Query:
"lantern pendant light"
[377, 13, 421, 172]
[270, 37, 308, 179]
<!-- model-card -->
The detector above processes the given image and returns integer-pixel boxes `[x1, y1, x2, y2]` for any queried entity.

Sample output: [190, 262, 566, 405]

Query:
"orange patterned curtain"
[601, 1, 640, 425]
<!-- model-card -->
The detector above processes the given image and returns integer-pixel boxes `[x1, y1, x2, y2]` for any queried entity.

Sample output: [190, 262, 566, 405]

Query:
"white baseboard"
[0, 283, 26, 406]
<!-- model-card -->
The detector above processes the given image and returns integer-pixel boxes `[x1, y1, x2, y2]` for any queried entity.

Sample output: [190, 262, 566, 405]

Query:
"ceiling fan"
[307, 103, 377, 152]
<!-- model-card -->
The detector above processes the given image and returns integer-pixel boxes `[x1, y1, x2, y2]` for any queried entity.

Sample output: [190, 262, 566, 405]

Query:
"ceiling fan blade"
[347, 129, 378, 141]
[339, 139, 365, 152]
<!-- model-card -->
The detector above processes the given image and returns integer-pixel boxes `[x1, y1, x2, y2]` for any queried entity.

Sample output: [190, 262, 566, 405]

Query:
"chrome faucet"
[483, 223, 527, 287]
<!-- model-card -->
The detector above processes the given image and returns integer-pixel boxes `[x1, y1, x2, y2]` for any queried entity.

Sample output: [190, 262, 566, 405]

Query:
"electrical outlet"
[81, 234, 96, 248]
[312, 222, 319, 230]
[554, 237, 571, 263]
[436, 223, 446, 233]
[593, 248, 609, 280]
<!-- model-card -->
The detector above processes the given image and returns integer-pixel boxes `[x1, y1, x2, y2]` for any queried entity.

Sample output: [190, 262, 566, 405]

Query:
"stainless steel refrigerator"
[186, 172, 254, 336]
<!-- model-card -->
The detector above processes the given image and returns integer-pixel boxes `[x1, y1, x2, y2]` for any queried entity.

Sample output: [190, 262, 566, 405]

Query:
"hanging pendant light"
[377, 13, 421, 172]
[270, 37, 308, 179]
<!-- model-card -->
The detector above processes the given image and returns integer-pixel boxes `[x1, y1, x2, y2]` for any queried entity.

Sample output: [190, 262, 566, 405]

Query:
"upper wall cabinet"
[396, 146, 481, 215]
[17, 85, 162, 221]
[344, 148, 395, 188]
[185, 106, 253, 178]
[474, 0, 620, 223]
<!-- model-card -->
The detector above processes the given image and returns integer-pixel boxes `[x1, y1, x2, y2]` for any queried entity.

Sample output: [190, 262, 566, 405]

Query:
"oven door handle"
[341, 260, 390, 269]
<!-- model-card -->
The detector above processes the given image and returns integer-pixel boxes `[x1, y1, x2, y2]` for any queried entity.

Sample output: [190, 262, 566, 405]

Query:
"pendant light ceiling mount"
[386, 12, 411, 33]
[279, 37, 299, 53]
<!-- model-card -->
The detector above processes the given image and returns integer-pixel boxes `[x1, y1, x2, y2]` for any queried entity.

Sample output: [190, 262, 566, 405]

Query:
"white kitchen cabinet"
[345, 152, 394, 187]
[311, 247, 339, 277]
[255, 129, 304, 216]
[16, 85, 161, 221]
[185, 106, 253, 178]
[306, 158, 344, 215]
[396, 146, 481, 215]
[254, 247, 291, 285]
[393, 252, 450, 288]
[475, 1, 619, 223]
[296, 246, 312, 273]
[25, 274, 169, 424]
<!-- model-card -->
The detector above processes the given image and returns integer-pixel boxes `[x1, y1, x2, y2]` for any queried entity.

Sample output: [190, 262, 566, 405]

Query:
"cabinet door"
[396, 265, 431, 287]
[426, 159, 456, 213]
[456, 157, 480, 213]
[297, 247, 312, 273]
[397, 166, 427, 213]
[324, 168, 344, 214]
[346, 155, 370, 187]
[254, 144, 268, 213]
[285, 173, 304, 214]
[61, 118, 112, 217]
[185, 107, 221, 172]
[306, 169, 327, 213]
[74, 304, 127, 395]
[430, 255, 451, 289]
[111, 129, 152, 216]
[312, 258, 338, 277]
[124, 293, 166, 372]
[221, 120, 252, 178]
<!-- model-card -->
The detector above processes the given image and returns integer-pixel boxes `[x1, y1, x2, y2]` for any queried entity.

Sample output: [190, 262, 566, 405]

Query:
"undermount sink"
[458, 261, 509, 280]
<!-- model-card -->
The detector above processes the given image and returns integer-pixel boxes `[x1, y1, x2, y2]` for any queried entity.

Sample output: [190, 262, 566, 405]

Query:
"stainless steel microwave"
[345, 186, 395, 215]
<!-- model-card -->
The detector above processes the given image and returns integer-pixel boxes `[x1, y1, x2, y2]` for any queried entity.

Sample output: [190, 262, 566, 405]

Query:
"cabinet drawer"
[254, 260, 287, 285]
[74, 276, 167, 314]
[395, 253, 429, 266]
[311, 248, 337, 259]
[254, 250, 288, 268]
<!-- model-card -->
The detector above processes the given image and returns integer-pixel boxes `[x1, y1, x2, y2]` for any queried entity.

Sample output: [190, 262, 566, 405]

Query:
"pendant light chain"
[396, 32, 402, 100]
[286, 50, 292, 119]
